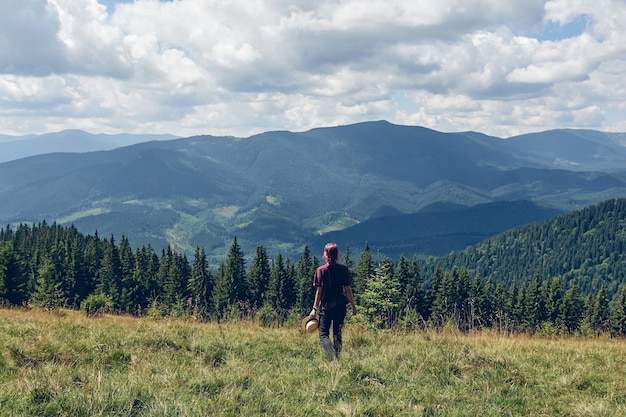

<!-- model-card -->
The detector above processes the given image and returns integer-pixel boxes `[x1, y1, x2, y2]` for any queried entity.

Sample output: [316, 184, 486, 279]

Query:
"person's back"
[310, 243, 357, 360]
[316, 262, 350, 311]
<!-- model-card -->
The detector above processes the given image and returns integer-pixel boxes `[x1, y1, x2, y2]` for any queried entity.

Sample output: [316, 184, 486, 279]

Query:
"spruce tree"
[212, 261, 230, 315]
[360, 258, 401, 328]
[281, 257, 296, 310]
[0, 242, 26, 305]
[294, 245, 314, 315]
[118, 236, 137, 313]
[188, 246, 213, 318]
[31, 258, 63, 310]
[354, 242, 374, 303]
[97, 236, 122, 308]
[559, 283, 584, 334]
[454, 267, 471, 330]
[395, 255, 411, 312]
[247, 245, 271, 309]
[612, 284, 626, 336]
[589, 285, 611, 334]
[224, 237, 247, 304]
[544, 276, 564, 326]
[407, 255, 425, 318]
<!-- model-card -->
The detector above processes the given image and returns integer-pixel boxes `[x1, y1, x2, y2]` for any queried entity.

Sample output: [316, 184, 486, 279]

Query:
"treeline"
[426, 198, 626, 300]
[0, 222, 319, 321]
[2, 221, 626, 336]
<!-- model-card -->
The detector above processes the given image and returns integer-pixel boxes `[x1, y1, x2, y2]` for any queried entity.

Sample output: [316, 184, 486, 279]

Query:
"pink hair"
[323, 243, 340, 264]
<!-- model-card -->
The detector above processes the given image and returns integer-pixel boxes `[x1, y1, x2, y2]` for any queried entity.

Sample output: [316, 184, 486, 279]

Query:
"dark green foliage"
[3, 197, 626, 336]
[31, 258, 64, 310]
[247, 245, 271, 309]
[294, 245, 316, 315]
[0, 241, 26, 305]
[360, 258, 401, 328]
[612, 284, 626, 336]
[212, 238, 247, 315]
[427, 198, 626, 301]
[353, 242, 374, 301]
[187, 246, 213, 318]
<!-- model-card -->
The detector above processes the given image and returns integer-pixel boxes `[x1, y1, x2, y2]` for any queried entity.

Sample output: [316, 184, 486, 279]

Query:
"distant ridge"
[1, 121, 625, 262]
[0, 130, 178, 163]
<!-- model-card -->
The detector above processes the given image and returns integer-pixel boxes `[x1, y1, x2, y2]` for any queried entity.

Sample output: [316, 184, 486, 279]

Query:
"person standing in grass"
[310, 243, 357, 361]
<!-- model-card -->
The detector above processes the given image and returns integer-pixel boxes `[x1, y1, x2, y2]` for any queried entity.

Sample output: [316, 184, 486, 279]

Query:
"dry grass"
[1, 308, 626, 416]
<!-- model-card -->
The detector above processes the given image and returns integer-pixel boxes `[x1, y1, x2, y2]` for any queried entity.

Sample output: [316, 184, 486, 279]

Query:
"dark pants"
[318, 304, 347, 361]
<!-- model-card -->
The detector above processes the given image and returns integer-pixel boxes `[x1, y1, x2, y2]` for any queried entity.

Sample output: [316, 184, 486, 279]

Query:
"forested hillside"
[2, 198, 626, 336]
[423, 198, 626, 300]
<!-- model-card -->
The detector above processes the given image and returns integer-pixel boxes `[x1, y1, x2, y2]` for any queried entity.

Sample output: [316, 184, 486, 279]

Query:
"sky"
[1, 0, 625, 139]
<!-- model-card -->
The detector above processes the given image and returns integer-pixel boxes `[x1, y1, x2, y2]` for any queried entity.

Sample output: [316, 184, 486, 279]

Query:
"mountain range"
[0, 130, 178, 163]
[1, 121, 625, 264]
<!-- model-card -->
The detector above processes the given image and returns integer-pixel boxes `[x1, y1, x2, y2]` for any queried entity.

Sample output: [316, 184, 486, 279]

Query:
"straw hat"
[301, 316, 319, 333]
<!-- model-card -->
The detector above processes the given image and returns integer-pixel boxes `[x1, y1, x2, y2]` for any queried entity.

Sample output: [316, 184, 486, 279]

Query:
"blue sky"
[1, 0, 625, 138]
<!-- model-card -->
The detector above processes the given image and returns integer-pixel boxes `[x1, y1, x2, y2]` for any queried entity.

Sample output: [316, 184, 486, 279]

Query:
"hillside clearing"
[1, 308, 626, 416]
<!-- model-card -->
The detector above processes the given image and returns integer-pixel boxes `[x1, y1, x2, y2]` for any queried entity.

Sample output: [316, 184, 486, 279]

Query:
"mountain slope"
[1, 121, 625, 261]
[313, 200, 564, 257]
[501, 129, 626, 172]
[424, 198, 626, 300]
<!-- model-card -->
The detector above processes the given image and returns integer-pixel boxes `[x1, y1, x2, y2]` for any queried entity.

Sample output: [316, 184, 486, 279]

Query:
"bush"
[81, 293, 113, 317]
[256, 304, 279, 327]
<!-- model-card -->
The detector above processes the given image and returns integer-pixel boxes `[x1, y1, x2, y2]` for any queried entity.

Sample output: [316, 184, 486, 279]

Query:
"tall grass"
[1, 308, 626, 416]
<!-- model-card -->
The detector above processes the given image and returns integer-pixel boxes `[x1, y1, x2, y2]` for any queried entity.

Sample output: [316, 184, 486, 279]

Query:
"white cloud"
[0, 0, 625, 137]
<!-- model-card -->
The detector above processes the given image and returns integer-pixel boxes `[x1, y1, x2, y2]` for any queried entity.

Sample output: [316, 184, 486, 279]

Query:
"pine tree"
[431, 268, 456, 327]
[247, 245, 271, 309]
[294, 245, 314, 315]
[528, 275, 545, 331]
[188, 246, 213, 318]
[281, 257, 296, 310]
[425, 265, 444, 322]
[544, 276, 564, 326]
[612, 284, 626, 336]
[395, 255, 411, 312]
[117, 236, 136, 312]
[589, 285, 611, 334]
[212, 261, 229, 315]
[406, 255, 425, 318]
[163, 251, 190, 311]
[512, 280, 529, 331]
[130, 246, 152, 313]
[225, 237, 247, 304]
[97, 236, 122, 308]
[0, 242, 26, 305]
[478, 275, 495, 327]
[353, 242, 374, 300]
[468, 274, 482, 329]
[83, 232, 102, 297]
[31, 258, 63, 310]
[343, 245, 353, 271]
[454, 267, 471, 330]
[559, 283, 584, 334]
[267, 254, 287, 310]
[49, 237, 76, 308]
[360, 258, 401, 328]
[68, 233, 89, 306]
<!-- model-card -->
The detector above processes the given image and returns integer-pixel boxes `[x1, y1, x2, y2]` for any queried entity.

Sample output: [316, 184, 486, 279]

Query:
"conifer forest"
[2, 198, 626, 336]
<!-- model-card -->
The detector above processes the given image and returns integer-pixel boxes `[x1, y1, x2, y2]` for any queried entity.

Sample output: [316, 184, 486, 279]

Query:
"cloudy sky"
[1, 0, 625, 138]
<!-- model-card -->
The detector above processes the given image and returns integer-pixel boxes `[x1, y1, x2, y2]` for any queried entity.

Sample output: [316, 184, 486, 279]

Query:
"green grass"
[1, 309, 626, 416]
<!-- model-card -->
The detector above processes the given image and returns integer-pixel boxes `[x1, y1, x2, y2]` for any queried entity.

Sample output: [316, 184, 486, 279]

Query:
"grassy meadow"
[1, 309, 626, 416]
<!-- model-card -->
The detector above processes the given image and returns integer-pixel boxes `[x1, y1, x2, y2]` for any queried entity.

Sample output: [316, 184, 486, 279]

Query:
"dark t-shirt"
[313, 263, 352, 311]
